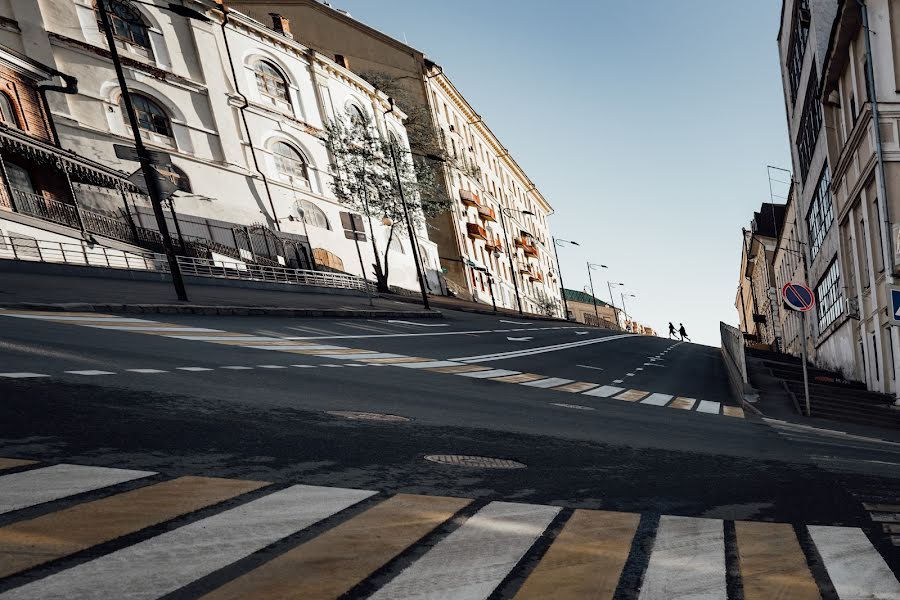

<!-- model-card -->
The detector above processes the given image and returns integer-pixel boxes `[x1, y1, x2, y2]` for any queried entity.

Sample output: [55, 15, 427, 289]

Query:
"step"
[784, 382, 895, 406]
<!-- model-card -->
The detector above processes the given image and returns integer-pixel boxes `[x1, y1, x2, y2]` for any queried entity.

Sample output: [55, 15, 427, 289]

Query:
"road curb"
[0, 302, 443, 319]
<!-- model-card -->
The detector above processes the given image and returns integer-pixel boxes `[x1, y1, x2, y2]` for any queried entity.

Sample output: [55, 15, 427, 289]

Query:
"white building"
[0, 0, 437, 292]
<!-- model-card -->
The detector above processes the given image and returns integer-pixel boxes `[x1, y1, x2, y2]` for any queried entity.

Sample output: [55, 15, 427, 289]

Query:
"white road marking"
[291, 365, 317, 368]
[247, 344, 345, 351]
[286, 329, 493, 341]
[257, 365, 287, 369]
[320, 364, 344, 368]
[176, 367, 214, 372]
[64, 370, 115, 376]
[345, 364, 367, 367]
[507, 336, 534, 341]
[521, 377, 574, 388]
[451, 334, 633, 363]
[807, 525, 900, 599]
[0, 314, 146, 322]
[89, 326, 223, 333]
[635, 367, 644, 371]
[582, 385, 625, 398]
[0, 372, 49, 378]
[352, 353, 409, 360]
[396, 361, 463, 369]
[0, 464, 154, 515]
[576, 364, 604, 371]
[499, 320, 535, 325]
[612, 379, 625, 384]
[638, 516, 726, 600]
[575, 331, 589, 335]
[126, 369, 167, 374]
[696, 400, 721, 414]
[288, 325, 340, 336]
[385, 320, 449, 327]
[641, 393, 674, 406]
[644, 363, 666, 368]
[551, 403, 596, 410]
[169, 336, 278, 342]
[625, 373, 635, 377]
[458, 369, 522, 379]
[220, 366, 253, 370]
[3, 485, 376, 600]
[369, 501, 560, 600]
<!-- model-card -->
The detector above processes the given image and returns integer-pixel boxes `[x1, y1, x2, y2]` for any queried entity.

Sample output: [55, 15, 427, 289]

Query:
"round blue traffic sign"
[782, 282, 815, 312]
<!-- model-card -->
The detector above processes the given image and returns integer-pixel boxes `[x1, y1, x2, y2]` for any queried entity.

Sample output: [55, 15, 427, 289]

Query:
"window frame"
[125, 93, 173, 140]
[796, 67, 822, 182]
[271, 141, 310, 186]
[297, 199, 330, 230]
[97, 0, 153, 58]
[786, 0, 810, 104]
[814, 259, 843, 332]
[253, 60, 291, 110]
[806, 166, 834, 259]
[0, 93, 18, 129]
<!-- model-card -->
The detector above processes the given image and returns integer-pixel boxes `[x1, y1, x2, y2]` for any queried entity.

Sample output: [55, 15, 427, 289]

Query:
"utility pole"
[388, 143, 430, 311]
[586, 262, 601, 326]
[554, 237, 578, 320]
[96, 0, 188, 301]
[498, 206, 524, 315]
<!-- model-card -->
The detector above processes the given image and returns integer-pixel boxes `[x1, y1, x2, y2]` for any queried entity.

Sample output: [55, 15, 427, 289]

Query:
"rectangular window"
[786, 0, 811, 103]
[806, 166, 834, 258]
[815, 259, 843, 332]
[796, 67, 822, 181]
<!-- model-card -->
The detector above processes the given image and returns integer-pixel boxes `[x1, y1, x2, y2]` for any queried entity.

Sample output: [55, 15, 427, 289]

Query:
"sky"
[329, 0, 791, 346]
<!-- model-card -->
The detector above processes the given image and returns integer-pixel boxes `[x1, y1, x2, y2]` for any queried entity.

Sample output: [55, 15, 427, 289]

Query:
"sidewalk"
[0, 270, 439, 318]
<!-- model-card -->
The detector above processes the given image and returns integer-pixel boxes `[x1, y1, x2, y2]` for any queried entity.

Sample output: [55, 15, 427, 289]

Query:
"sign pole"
[782, 281, 815, 417]
[353, 232, 373, 307]
[800, 309, 811, 416]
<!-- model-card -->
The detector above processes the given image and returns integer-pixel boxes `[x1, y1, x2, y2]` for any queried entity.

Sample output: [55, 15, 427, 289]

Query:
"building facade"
[228, 0, 564, 315]
[771, 185, 811, 357]
[0, 0, 436, 291]
[736, 203, 786, 348]
[562, 289, 619, 329]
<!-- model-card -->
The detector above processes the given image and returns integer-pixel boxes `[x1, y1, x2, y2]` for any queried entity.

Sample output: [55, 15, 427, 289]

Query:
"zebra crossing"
[0, 458, 897, 598]
[0, 310, 742, 419]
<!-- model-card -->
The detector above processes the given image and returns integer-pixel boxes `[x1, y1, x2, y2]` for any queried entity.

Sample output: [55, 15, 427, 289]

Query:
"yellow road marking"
[735, 521, 820, 600]
[199, 494, 470, 600]
[0, 476, 267, 578]
[0, 458, 36, 471]
[553, 382, 599, 393]
[669, 397, 696, 410]
[428, 365, 492, 374]
[514, 509, 640, 600]
[723, 406, 745, 418]
[491, 373, 546, 384]
[614, 389, 649, 402]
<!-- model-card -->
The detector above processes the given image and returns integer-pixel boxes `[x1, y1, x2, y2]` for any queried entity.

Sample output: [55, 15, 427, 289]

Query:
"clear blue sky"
[331, 0, 790, 345]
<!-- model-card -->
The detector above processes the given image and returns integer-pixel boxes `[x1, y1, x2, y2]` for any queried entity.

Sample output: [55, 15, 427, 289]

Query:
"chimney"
[334, 54, 349, 69]
[269, 13, 293, 39]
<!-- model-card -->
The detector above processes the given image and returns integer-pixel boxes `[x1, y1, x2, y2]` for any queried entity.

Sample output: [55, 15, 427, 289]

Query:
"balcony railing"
[459, 189, 480, 207]
[477, 205, 496, 222]
[466, 222, 487, 240]
[12, 189, 80, 229]
[484, 236, 503, 252]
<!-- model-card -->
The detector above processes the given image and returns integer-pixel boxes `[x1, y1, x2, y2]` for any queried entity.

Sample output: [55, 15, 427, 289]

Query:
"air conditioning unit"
[845, 297, 860, 319]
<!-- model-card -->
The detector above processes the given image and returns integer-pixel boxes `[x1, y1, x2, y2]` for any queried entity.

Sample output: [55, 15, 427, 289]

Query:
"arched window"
[296, 199, 330, 230]
[97, 0, 152, 55]
[0, 94, 18, 128]
[124, 93, 172, 138]
[254, 60, 290, 106]
[159, 165, 191, 193]
[347, 105, 368, 130]
[5, 163, 34, 194]
[272, 141, 309, 184]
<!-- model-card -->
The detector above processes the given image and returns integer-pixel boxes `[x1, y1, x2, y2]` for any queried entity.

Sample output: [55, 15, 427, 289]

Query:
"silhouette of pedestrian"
[678, 323, 690, 342]
[668, 322, 678, 339]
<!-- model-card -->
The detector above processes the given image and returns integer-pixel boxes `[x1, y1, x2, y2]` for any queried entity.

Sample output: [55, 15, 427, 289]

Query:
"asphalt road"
[0, 307, 898, 596]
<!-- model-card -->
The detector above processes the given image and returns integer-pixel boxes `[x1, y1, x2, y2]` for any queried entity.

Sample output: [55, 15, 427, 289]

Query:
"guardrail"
[0, 234, 158, 270]
[720, 321, 748, 384]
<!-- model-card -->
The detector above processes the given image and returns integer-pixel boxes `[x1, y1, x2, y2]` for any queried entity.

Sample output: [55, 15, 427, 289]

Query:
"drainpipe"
[219, 8, 281, 231]
[36, 70, 78, 147]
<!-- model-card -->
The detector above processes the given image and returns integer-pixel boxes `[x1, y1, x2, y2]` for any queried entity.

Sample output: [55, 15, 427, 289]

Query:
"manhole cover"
[326, 411, 410, 422]
[424, 454, 526, 469]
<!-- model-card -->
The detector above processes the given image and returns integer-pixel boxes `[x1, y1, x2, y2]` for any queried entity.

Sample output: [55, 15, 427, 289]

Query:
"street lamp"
[95, 0, 205, 302]
[586, 262, 607, 326]
[621, 293, 636, 330]
[553, 238, 578, 320]
[497, 206, 534, 315]
[608, 281, 625, 327]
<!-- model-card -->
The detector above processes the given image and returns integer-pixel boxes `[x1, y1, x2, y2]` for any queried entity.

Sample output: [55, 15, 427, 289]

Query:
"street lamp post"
[498, 207, 534, 316]
[96, 0, 193, 301]
[553, 237, 578, 320]
[387, 143, 430, 311]
[621, 292, 636, 330]
[586, 262, 607, 327]
[607, 281, 625, 327]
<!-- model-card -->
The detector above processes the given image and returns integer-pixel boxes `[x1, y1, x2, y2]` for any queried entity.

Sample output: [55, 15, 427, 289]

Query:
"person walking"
[678, 323, 690, 342]
[668, 322, 678, 339]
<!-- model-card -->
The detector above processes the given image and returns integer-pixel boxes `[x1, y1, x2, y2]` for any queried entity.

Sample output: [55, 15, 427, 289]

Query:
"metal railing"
[13, 189, 80, 229]
[0, 234, 159, 270]
[162, 255, 374, 291]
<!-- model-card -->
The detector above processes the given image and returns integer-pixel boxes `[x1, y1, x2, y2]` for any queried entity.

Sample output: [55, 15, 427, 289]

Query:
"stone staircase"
[746, 348, 900, 429]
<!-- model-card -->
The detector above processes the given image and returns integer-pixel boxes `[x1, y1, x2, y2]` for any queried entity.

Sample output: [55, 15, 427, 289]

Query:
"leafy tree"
[533, 289, 562, 317]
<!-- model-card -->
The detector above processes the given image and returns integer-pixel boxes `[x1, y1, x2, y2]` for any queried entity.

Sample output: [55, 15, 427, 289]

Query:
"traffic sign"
[890, 288, 900, 326]
[127, 167, 178, 198]
[782, 282, 815, 312]
[114, 144, 172, 166]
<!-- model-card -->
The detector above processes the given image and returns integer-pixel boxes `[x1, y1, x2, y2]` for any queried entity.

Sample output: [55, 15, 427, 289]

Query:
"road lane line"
[2, 484, 376, 600]
[450, 334, 633, 363]
[247, 344, 344, 351]
[807, 525, 900, 599]
[257, 365, 287, 369]
[696, 400, 721, 414]
[614, 390, 649, 402]
[199, 494, 471, 600]
[458, 369, 522, 379]
[582, 385, 625, 398]
[220, 366, 253, 370]
[427, 365, 493, 374]
[514, 509, 639, 600]
[88, 326, 223, 333]
[638, 516, 726, 600]
[734, 521, 820, 600]
[492, 373, 547, 384]
[669, 397, 697, 410]
[64, 370, 116, 376]
[521, 377, 574, 388]
[170, 336, 281, 342]
[612, 379, 624, 383]
[554, 382, 599, 393]
[177, 367, 214, 372]
[395, 361, 464, 369]
[0, 476, 267, 578]
[126, 369, 167, 374]
[0, 373, 49, 379]
[369, 501, 560, 600]
[283, 329, 494, 341]
[640, 393, 673, 406]
[0, 464, 154, 515]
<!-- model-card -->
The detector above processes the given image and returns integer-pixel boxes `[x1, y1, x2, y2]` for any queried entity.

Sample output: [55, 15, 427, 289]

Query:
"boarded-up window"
[313, 248, 344, 271]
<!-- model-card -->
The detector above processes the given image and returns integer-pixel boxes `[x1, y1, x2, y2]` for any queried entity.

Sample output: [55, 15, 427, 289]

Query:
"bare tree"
[533, 290, 561, 317]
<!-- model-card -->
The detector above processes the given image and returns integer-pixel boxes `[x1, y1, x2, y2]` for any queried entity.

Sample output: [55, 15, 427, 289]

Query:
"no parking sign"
[782, 282, 815, 312]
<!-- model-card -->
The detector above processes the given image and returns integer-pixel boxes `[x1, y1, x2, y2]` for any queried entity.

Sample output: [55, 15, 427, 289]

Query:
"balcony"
[484, 236, 503, 253]
[477, 205, 496, 222]
[523, 244, 539, 258]
[12, 189, 80, 229]
[466, 222, 487, 240]
[459, 189, 480, 208]
[530, 271, 543, 282]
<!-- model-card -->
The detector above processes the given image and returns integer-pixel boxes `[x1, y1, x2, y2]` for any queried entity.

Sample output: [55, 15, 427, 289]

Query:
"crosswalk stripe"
[89, 326, 223, 333]
[360, 356, 429, 364]
[807, 525, 900, 599]
[521, 377, 575, 389]
[734, 521, 820, 600]
[428, 365, 492, 374]
[640, 393, 673, 406]
[492, 373, 547, 384]
[351, 353, 410, 360]
[723, 406, 745, 418]
[615, 389, 649, 402]
[582, 385, 625, 398]
[638, 516, 726, 600]
[248, 344, 343, 351]
[0, 458, 35, 471]
[369, 501, 560, 600]
[553, 381, 599, 393]
[0, 464, 154, 515]
[2, 484, 376, 600]
[696, 400, 721, 414]
[457, 369, 522, 379]
[513, 509, 639, 600]
[183, 336, 284, 343]
[199, 494, 471, 600]
[0, 476, 267, 579]
[670, 397, 697, 410]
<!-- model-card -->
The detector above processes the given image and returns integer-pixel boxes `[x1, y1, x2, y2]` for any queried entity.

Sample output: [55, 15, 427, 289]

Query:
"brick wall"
[0, 66, 52, 143]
